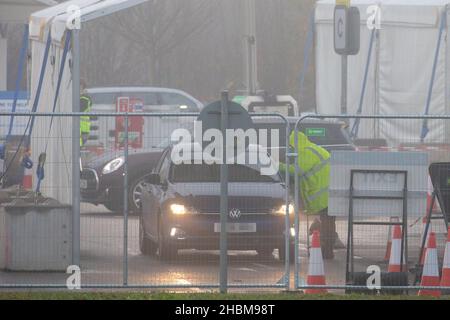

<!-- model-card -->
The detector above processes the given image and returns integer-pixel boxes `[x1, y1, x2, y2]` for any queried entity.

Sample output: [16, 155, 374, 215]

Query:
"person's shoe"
[334, 237, 346, 249]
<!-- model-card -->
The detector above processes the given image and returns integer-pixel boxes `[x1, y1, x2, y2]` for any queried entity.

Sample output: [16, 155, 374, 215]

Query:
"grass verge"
[0, 292, 448, 300]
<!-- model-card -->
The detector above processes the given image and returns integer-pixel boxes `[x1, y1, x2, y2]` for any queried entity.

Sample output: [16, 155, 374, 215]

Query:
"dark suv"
[252, 117, 356, 152]
[139, 146, 294, 261]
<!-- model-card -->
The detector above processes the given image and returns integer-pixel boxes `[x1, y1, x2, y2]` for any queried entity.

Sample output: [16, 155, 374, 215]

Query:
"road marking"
[175, 279, 192, 285]
[251, 263, 279, 271]
[128, 250, 140, 256]
[232, 267, 257, 272]
[175, 279, 202, 292]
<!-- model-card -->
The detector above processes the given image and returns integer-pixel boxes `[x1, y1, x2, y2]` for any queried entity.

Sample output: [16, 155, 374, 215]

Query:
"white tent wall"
[315, 0, 450, 145]
[29, 37, 72, 204]
[379, 9, 446, 144]
[0, 38, 6, 90]
[28, 1, 95, 205]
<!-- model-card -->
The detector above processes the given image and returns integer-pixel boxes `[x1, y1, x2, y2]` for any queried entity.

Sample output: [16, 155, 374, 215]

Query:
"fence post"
[293, 124, 300, 289]
[123, 113, 129, 286]
[284, 122, 291, 289]
[71, 29, 81, 267]
[220, 91, 229, 293]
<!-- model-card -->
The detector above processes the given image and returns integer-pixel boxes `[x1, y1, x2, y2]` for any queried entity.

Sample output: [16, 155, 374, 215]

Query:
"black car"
[252, 117, 356, 152]
[80, 149, 163, 212]
[139, 145, 295, 261]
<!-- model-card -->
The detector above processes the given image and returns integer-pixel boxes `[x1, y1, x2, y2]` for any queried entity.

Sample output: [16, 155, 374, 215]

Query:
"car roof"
[88, 86, 189, 94]
[86, 87, 203, 106]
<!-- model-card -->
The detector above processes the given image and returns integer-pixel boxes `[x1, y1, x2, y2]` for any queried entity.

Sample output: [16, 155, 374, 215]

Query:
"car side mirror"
[146, 173, 161, 185]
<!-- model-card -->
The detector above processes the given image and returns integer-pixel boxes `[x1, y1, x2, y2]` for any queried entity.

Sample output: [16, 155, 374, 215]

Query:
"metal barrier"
[293, 114, 450, 293]
[0, 111, 292, 291]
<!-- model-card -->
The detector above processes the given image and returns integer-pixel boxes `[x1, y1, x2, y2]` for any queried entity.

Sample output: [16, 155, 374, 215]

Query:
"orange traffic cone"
[305, 231, 327, 294]
[440, 228, 450, 288]
[22, 167, 33, 189]
[388, 225, 406, 272]
[419, 232, 441, 297]
[384, 217, 399, 261]
[420, 217, 432, 265]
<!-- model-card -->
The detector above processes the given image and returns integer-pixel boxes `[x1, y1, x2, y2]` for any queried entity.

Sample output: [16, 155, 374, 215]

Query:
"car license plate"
[214, 223, 256, 233]
[80, 179, 88, 189]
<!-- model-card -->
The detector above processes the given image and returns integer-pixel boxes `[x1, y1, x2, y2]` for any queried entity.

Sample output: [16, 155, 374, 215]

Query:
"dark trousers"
[319, 209, 336, 259]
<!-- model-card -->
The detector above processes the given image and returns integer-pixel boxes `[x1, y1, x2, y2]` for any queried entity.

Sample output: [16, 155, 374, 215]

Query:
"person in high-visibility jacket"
[280, 131, 344, 259]
[80, 81, 92, 147]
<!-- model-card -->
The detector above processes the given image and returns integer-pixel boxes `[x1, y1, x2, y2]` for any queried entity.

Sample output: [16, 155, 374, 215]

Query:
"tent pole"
[420, 10, 447, 142]
[351, 28, 376, 139]
[71, 29, 80, 267]
[341, 55, 348, 124]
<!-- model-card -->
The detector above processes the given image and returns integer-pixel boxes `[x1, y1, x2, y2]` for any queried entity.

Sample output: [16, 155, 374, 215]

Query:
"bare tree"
[77, 0, 316, 106]
[86, 0, 220, 86]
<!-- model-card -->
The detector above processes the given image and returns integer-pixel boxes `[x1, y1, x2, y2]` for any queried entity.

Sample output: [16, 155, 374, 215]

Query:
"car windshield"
[170, 163, 280, 183]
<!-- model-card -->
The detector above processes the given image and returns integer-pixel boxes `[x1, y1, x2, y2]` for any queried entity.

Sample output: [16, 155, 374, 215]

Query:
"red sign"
[115, 97, 144, 150]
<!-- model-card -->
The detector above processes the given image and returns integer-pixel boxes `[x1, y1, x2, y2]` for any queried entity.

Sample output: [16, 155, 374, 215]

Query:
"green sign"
[306, 128, 326, 137]
[232, 96, 247, 105]
[447, 177, 450, 186]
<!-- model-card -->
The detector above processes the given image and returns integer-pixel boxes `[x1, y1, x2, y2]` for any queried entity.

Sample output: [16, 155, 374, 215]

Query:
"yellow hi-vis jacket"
[280, 131, 330, 214]
[80, 94, 92, 146]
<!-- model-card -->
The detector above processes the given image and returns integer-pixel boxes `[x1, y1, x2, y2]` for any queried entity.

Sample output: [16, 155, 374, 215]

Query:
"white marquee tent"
[28, 0, 147, 263]
[315, 0, 450, 144]
[27, 0, 146, 205]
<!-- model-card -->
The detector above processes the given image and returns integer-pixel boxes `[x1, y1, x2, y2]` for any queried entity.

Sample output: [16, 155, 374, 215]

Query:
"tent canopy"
[316, 0, 449, 27]
[30, 0, 147, 44]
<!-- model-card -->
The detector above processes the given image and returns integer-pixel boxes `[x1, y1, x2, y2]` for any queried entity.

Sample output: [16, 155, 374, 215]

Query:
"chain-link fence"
[0, 111, 292, 290]
[1, 112, 450, 294]
[293, 114, 450, 295]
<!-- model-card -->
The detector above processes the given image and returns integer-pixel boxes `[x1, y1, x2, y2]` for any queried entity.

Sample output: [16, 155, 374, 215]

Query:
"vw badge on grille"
[229, 208, 241, 219]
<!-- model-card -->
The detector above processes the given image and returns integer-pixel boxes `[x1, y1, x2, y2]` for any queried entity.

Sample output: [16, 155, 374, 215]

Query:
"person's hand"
[81, 133, 89, 145]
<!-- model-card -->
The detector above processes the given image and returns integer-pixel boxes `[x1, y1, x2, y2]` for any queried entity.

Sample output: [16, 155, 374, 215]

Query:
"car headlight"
[102, 157, 125, 175]
[170, 204, 186, 215]
[272, 204, 294, 215]
[170, 203, 198, 215]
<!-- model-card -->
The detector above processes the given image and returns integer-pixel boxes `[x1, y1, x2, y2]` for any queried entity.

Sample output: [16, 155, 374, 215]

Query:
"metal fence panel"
[0, 111, 291, 291]
[293, 115, 450, 294]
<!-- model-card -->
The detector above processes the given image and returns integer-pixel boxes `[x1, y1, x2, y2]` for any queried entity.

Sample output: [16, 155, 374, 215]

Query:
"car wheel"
[278, 243, 296, 263]
[139, 215, 157, 256]
[129, 177, 149, 213]
[157, 217, 178, 261]
[256, 247, 274, 260]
